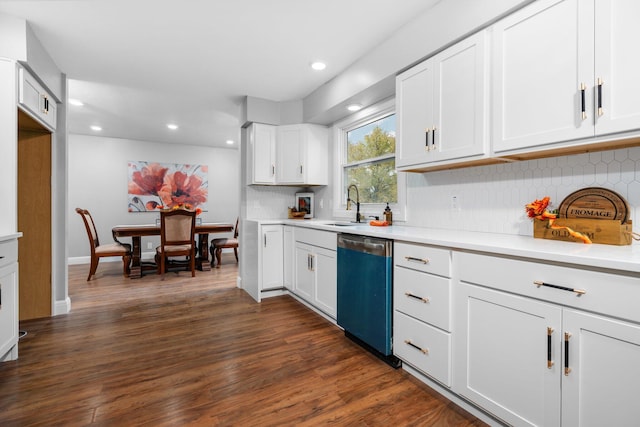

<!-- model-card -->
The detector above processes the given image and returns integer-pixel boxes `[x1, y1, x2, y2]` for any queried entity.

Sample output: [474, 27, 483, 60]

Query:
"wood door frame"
[17, 109, 52, 320]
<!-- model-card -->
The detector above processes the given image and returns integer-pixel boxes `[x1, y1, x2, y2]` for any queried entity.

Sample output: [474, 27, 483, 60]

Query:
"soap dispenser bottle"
[383, 203, 393, 225]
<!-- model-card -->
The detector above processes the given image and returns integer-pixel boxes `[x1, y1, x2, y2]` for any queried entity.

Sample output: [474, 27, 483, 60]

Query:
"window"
[333, 98, 405, 220]
[346, 115, 396, 203]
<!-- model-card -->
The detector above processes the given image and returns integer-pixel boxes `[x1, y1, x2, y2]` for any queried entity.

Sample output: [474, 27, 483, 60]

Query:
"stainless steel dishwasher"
[337, 233, 400, 367]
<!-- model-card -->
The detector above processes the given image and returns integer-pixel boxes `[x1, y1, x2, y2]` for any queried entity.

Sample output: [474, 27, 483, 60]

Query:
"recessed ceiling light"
[69, 99, 84, 106]
[311, 61, 326, 71]
[347, 104, 362, 112]
[226, 140, 234, 145]
[90, 125, 102, 131]
[167, 124, 178, 130]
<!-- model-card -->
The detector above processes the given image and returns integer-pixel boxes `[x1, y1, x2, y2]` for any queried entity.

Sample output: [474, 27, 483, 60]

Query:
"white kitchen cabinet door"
[396, 31, 488, 169]
[250, 123, 277, 184]
[0, 262, 19, 361]
[454, 282, 562, 427]
[396, 58, 434, 168]
[594, 0, 640, 136]
[312, 246, 336, 318]
[294, 242, 314, 301]
[561, 309, 640, 426]
[276, 124, 328, 186]
[260, 225, 283, 290]
[282, 226, 295, 291]
[276, 125, 304, 184]
[18, 67, 57, 131]
[430, 30, 488, 163]
[492, 0, 594, 153]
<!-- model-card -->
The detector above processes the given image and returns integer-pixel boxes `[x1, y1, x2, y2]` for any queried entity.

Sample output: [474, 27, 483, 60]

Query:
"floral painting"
[127, 161, 208, 212]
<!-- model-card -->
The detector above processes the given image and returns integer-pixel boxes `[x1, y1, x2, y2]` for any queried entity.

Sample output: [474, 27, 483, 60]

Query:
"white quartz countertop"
[0, 233, 23, 242]
[250, 219, 640, 274]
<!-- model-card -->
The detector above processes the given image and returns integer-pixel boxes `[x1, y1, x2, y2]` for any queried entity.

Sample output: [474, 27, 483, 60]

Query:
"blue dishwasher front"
[337, 233, 395, 362]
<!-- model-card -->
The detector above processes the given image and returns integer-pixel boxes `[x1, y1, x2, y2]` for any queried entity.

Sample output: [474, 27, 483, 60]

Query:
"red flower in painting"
[158, 171, 207, 208]
[128, 163, 168, 196]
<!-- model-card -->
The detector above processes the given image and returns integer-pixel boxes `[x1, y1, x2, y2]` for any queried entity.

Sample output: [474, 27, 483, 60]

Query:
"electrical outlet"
[451, 195, 460, 211]
[319, 198, 324, 209]
[147, 242, 152, 249]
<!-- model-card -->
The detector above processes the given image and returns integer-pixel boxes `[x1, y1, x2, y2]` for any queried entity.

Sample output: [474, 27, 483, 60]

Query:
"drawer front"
[0, 239, 18, 269]
[455, 251, 640, 323]
[295, 228, 336, 250]
[394, 311, 451, 387]
[395, 242, 450, 277]
[394, 266, 451, 331]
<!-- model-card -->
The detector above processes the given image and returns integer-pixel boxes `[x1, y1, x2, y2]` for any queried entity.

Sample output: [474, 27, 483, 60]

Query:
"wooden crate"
[533, 218, 634, 245]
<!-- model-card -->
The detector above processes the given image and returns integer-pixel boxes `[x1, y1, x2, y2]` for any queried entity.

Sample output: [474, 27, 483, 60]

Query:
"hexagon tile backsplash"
[407, 146, 639, 236]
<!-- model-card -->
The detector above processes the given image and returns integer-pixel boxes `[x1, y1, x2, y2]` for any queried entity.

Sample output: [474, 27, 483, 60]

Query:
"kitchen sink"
[329, 221, 361, 226]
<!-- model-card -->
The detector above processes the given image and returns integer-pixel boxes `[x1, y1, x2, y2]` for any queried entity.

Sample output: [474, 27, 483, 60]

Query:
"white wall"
[68, 134, 240, 260]
[406, 146, 640, 235]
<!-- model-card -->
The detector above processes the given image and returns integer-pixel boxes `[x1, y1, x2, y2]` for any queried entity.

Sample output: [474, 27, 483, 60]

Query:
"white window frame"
[332, 97, 406, 222]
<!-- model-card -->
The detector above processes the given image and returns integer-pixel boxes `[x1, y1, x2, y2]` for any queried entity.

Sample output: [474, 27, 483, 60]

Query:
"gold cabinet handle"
[404, 339, 428, 355]
[597, 78, 604, 116]
[431, 126, 437, 151]
[580, 83, 587, 120]
[564, 332, 572, 376]
[405, 256, 429, 264]
[533, 280, 586, 295]
[405, 292, 429, 303]
[547, 327, 554, 369]
[424, 128, 431, 151]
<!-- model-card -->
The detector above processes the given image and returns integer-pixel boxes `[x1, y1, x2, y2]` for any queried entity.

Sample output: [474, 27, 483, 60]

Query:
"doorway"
[17, 109, 52, 320]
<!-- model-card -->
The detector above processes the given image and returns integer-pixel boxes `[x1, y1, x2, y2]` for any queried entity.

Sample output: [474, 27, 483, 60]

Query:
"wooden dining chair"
[210, 217, 239, 268]
[155, 209, 197, 279]
[75, 207, 132, 281]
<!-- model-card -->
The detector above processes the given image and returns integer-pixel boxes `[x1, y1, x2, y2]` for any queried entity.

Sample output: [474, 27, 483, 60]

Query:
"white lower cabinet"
[0, 237, 19, 362]
[561, 309, 640, 427]
[260, 224, 283, 291]
[393, 242, 452, 387]
[292, 229, 336, 319]
[453, 251, 640, 427]
[283, 225, 295, 291]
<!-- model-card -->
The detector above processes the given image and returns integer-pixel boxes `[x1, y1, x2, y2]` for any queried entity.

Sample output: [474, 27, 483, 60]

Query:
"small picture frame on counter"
[295, 192, 314, 219]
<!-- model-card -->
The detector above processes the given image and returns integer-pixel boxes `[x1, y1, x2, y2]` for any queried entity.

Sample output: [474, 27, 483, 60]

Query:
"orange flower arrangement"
[157, 203, 202, 215]
[526, 196, 591, 244]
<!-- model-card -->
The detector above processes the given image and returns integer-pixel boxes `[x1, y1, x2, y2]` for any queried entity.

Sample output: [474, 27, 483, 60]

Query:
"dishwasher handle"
[337, 233, 391, 257]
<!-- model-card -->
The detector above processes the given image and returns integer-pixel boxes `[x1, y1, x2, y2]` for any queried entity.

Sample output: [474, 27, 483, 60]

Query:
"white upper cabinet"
[248, 123, 277, 185]
[249, 123, 328, 186]
[396, 31, 489, 170]
[593, 0, 640, 136]
[492, 0, 640, 154]
[18, 67, 57, 131]
[276, 124, 328, 186]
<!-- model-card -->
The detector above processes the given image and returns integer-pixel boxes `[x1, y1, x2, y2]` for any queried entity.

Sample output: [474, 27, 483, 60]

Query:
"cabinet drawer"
[295, 228, 336, 250]
[0, 239, 18, 269]
[394, 242, 450, 277]
[394, 311, 451, 387]
[455, 251, 640, 323]
[394, 266, 451, 331]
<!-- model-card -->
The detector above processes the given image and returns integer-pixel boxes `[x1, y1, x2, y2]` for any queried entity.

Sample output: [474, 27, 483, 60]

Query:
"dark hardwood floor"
[0, 254, 487, 426]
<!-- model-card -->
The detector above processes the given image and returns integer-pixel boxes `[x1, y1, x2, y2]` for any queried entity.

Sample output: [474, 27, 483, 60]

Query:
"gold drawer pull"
[564, 332, 572, 376]
[405, 292, 429, 303]
[534, 280, 586, 295]
[405, 256, 428, 264]
[547, 327, 554, 369]
[404, 339, 428, 355]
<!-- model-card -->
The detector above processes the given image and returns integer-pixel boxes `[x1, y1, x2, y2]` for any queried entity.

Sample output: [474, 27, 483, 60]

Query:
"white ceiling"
[0, 0, 439, 148]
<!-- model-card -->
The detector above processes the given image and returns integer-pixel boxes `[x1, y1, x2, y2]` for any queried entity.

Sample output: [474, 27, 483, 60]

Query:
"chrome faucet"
[346, 184, 361, 223]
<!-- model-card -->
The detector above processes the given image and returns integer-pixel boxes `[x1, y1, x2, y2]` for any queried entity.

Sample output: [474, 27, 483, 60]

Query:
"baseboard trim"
[53, 296, 71, 316]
